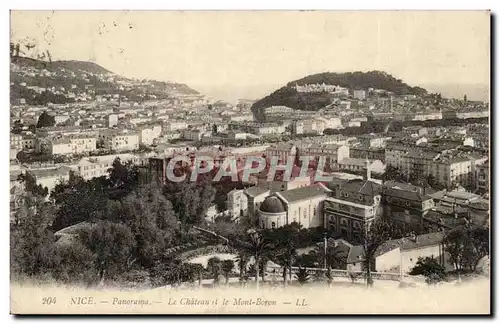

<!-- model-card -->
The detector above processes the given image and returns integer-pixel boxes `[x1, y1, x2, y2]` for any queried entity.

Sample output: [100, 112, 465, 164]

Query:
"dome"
[259, 196, 286, 214]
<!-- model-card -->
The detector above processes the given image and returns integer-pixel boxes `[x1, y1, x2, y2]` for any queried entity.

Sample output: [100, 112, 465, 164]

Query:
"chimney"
[363, 157, 371, 180]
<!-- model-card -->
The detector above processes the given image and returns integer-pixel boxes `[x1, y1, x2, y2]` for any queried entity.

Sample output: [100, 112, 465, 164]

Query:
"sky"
[10, 10, 490, 102]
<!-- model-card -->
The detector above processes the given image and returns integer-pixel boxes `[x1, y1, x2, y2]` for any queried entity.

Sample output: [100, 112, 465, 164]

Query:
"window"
[271, 222, 276, 229]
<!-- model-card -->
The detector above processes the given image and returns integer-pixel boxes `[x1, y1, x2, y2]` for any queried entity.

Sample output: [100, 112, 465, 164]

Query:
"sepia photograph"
[8, 10, 491, 315]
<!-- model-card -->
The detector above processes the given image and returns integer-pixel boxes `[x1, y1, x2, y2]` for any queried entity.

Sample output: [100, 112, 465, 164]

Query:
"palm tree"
[233, 229, 270, 290]
[235, 252, 250, 285]
[190, 263, 204, 287]
[361, 218, 401, 287]
[316, 240, 347, 270]
[295, 267, 310, 285]
[259, 254, 270, 283]
[207, 257, 222, 287]
[222, 259, 235, 286]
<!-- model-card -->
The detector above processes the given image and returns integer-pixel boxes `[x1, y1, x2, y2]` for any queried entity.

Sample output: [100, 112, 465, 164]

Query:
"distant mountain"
[251, 70, 428, 121]
[10, 56, 199, 105]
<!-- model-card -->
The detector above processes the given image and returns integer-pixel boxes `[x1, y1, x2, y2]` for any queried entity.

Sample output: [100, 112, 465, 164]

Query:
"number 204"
[42, 297, 56, 305]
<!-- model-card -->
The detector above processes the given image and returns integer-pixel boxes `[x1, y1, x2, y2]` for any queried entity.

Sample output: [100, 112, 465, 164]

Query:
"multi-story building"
[75, 153, 139, 180]
[292, 119, 325, 135]
[338, 158, 385, 174]
[227, 189, 249, 219]
[139, 124, 162, 145]
[47, 135, 97, 155]
[99, 131, 140, 152]
[164, 120, 188, 132]
[476, 160, 489, 194]
[357, 134, 392, 148]
[431, 154, 487, 189]
[353, 89, 366, 100]
[350, 146, 385, 162]
[108, 114, 118, 128]
[21, 135, 37, 152]
[300, 143, 350, 168]
[265, 143, 298, 162]
[250, 123, 286, 136]
[323, 162, 383, 243]
[183, 129, 211, 141]
[10, 133, 23, 151]
[262, 106, 294, 121]
[383, 181, 435, 233]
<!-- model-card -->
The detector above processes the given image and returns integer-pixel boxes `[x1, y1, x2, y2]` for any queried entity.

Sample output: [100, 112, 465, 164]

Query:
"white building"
[99, 131, 140, 152]
[108, 114, 118, 128]
[347, 232, 453, 274]
[165, 121, 188, 132]
[353, 90, 366, 100]
[338, 158, 386, 174]
[139, 125, 162, 146]
[227, 189, 249, 219]
[257, 183, 331, 229]
[49, 136, 97, 155]
[75, 153, 139, 180]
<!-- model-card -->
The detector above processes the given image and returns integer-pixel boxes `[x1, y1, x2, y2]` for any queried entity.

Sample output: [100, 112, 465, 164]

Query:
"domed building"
[258, 195, 287, 229]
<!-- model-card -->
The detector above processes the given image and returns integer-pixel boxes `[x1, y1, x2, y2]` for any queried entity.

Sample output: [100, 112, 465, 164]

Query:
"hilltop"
[10, 56, 199, 105]
[11, 57, 113, 75]
[251, 71, 428, 120]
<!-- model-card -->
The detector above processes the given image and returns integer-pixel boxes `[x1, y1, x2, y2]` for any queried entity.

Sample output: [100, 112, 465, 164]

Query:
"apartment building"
[476, 160, 489, 194]
[139, 124, 162, 145]
[76, 153, 139, 180]
[48, 135, 97, 155]
[99, 131, 140, 152]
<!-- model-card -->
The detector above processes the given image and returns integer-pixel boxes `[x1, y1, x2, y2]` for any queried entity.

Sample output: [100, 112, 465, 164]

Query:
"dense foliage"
[251, 70, 428, 120]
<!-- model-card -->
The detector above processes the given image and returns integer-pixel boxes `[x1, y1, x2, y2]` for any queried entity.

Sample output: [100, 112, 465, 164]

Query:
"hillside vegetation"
[10, 56, 198, 105]
[251, 71, 428, 120]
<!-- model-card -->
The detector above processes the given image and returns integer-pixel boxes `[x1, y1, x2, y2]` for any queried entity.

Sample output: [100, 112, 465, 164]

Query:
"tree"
[231, 229, 270, 290]
[50, 242, 97, 285]
[17, 172, 49, 198]
[10, 193, 57, 277]
[443, 226, 490, 272]
[207, 257, 222, 287]
[295, 267, 310, 285]
[119, 182, 179, 267]
[222, 260, 235, 286]
[36, 111, 56, 128]
[360, 218, 401, 287]
[443, 227, 468, 271]
[235, 252, 250, 284]
[409, 257, 446, 286]
[78, 220, 135, 283]
[268, 224, 301, 286]
[50, 173, 111, 230]
[12, 120, 23, 134]
[316, 240, 348, 270]
[108, 157, 139, 197]
[163, 181, 216, 226]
